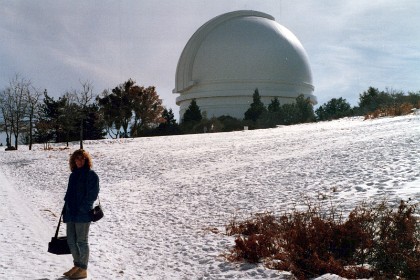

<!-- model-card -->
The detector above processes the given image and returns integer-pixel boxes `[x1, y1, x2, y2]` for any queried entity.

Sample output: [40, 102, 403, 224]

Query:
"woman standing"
[63, 149, 99, 279]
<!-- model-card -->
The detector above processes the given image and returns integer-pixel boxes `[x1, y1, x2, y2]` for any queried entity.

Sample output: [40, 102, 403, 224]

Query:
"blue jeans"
[66, 222, 91, 269]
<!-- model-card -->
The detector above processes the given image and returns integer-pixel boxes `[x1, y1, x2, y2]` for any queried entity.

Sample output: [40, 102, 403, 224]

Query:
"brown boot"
[69, 268, 87, 279]
[63, 266, 79, 276]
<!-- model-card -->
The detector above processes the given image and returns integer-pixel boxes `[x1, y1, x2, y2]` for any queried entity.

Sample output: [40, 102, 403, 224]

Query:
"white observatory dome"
[174, 10, 316, 120]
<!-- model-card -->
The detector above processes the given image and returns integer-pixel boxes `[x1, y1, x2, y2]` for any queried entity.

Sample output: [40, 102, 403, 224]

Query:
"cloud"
[0, 0, 419, 113]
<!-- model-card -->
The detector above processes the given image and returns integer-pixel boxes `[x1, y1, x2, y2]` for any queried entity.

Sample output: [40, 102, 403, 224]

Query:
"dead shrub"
[364, 103, 414, 119]
[370, 200, 420, 279]
[226, 213, 281, 263]
[225, 200, 419, 279]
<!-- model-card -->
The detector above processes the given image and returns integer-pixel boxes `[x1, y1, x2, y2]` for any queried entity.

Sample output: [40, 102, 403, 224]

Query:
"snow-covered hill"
[0, 115, 419, 279]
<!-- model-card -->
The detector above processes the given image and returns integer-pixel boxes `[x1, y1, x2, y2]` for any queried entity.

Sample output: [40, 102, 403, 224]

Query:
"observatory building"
[173, 10, 316, 120]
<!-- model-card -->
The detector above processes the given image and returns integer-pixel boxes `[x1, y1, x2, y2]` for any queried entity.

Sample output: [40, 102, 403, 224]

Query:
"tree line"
[1, 74, 419, 150]
[180, 87, 420, 133]
[0, 75, 177, 150]
[316, 87, 420, 121]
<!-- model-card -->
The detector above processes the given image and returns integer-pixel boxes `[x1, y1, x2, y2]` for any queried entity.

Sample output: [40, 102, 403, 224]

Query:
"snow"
[0, 115, 419, 279]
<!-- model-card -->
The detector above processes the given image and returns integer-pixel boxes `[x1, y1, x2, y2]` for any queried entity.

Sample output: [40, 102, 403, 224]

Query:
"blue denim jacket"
[63, 167, 99, 223]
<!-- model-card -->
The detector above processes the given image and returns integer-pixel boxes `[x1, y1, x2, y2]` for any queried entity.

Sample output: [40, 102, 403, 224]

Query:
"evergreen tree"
[280, 103, 299, 125]
[217, 115, 244, 131]
[162, 108, 177, 126]
[256, 97, 283, 128]
[155, 108, 180, 135]
[35, 91, 69, 143]
[83, 103, 106, 140]
[358, 87, 390, 114]
[268, 97, 281, 112]
[244, 88, 267, 122]
[182, 99, 202, 123]
[359, 87, 379, 111]
[58, 96, 80, 145]
[407, 91, 420, 108]
[316, 97, 352, 121]
[295, 94, 315, 123]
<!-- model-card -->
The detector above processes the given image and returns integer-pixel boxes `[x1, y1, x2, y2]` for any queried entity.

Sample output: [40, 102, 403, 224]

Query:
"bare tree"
[0, 74, 31, 150]
[71, 80, 95, 149]
[0, 94, 12, 148]
[26, 87, 42, 150]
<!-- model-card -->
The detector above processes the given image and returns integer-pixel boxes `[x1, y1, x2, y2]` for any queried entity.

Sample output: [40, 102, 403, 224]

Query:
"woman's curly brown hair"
[69, 149, 93, 171]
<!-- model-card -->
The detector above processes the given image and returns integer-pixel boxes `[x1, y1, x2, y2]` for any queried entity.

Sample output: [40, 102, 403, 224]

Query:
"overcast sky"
[1, 0, 419, 121]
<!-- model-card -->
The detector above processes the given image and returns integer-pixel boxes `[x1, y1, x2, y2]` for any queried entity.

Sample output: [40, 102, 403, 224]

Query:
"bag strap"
[54, 206, 65, 238]
[86, 171, 100, 206]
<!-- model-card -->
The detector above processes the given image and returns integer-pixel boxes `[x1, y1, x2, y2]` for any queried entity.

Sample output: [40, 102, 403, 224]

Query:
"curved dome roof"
[174, 10, 314, 94]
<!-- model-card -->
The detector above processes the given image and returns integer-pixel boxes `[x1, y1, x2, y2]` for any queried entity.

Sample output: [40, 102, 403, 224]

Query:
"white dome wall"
[174, 10, 316, 120]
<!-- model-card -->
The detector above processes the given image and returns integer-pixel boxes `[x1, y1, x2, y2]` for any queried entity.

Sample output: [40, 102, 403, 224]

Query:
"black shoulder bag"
[47, 208, 71, 255]
[90, 196, 104, 222]
[86, 171, 104, 223]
